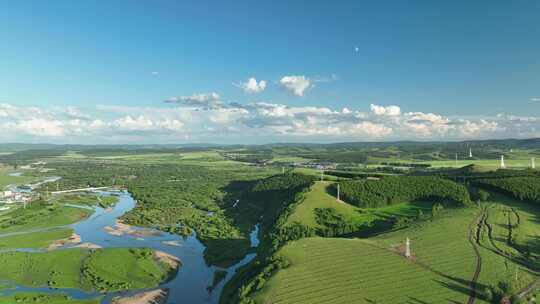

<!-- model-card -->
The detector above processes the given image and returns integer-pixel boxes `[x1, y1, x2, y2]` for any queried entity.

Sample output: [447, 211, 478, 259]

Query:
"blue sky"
[0, 1, 539, 144]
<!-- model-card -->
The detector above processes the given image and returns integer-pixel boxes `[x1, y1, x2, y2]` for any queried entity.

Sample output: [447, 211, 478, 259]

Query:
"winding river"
[0, 189, 259, 304]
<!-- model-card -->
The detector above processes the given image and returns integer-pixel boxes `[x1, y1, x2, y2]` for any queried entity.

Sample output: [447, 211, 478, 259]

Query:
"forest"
[473, 177, 540, 203]
[337, 176, 472, 208]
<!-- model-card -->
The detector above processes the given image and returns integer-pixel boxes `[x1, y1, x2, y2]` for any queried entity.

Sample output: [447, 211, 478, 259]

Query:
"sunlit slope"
[254, 202, 540, 304]
[254, 237, 470, 304]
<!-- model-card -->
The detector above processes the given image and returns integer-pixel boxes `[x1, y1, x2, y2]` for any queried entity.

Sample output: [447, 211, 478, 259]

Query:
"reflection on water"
[0, 190, 259, 304]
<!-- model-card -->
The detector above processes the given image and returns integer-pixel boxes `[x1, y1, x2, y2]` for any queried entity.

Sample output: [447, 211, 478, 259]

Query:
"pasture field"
[0, 248, 174, 292]
[476, 193, 540, 287]
[254, 237, 471, 304]
[253, 197, 540, 304]
[0, 292, 101, 304]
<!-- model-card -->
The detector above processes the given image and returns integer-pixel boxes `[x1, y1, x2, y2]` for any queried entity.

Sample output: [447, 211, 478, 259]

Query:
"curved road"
[467, 209, 485, 304]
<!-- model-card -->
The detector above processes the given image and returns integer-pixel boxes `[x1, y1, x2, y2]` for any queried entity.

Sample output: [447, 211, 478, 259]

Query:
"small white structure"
[532, 157, 536, 169]
[500, 155, 506, 169]
[336, 183, 340, 201]
[405, 238, 411, 258]
[469, 148, 473, 158]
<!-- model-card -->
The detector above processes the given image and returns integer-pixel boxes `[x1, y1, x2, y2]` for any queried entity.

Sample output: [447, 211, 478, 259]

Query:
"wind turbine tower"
[336, 183, 340, 201]
[532, 157, 536, 169]
[469, 148, 473, 158]
[500, 155, 506, 169]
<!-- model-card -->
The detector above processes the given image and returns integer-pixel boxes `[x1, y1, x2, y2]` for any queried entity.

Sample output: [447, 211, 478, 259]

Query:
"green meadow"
[0, 202, 91, 233]
[0, 228, 72, 249]
[251, 194, 540, 304]
[285, 181, 442, 231]
[0, 166, 36, 188]
[0, 293, 101, 304]
[0, 248, 175, 292]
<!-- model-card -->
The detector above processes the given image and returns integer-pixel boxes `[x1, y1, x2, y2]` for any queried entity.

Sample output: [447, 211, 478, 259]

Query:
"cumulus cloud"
[280, 75, 311, 96]
[235, 77, 267, 94]
[531, 97, 540, 102]
[164, 92, 222, 108]
[0, 101, 539, 143]
[370, 104, 401, 116]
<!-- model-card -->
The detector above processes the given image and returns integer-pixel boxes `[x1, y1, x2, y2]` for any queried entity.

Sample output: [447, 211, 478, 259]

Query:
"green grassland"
[0, 202, 92, 233]
[285, 181, 444, 233]
[251, 195, 540, 304]
[3, 144, 539, 303]
[421, 158, 535, 169]
[0, 293, 101, 304]
[0, 248, 174, 292]
[0, 228, 73, 249]
[254, 237, 470, 304]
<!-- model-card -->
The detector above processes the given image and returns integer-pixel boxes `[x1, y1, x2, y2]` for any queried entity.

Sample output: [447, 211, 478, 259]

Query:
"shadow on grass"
[406, 297, 431, 304]
[434, 273, 492, 303]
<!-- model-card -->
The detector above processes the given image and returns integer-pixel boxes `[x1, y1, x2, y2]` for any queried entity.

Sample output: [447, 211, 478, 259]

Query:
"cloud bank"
[1, 99, 538, 144]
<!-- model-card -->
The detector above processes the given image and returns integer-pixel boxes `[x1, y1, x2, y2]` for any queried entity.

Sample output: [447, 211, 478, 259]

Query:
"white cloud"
[531, 97, 540, 102]
[235, 77, 267, 94]
[13, 118, 65, 137]
[151, 71, 159, 75]
[370, 104, 401, 116]
[164, 92, 222, 108]
[280, 75, 311, 96]
[0, 101, 538, 143]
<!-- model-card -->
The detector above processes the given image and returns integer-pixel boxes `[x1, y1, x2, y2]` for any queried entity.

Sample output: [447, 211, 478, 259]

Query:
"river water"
[0, 190, 259, 304]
